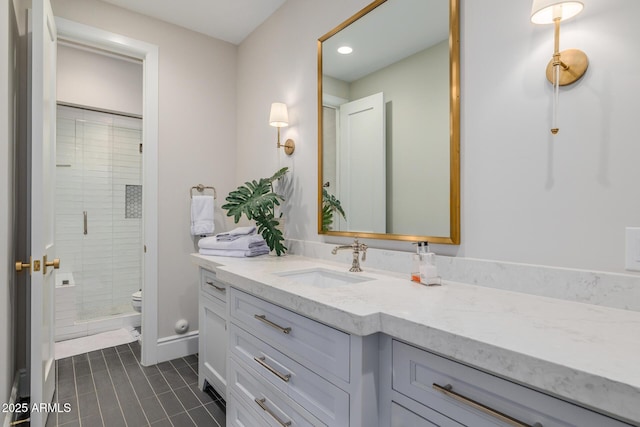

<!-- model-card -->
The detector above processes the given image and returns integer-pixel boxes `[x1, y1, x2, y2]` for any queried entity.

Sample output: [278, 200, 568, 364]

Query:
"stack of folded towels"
[198, 226, 269, 257]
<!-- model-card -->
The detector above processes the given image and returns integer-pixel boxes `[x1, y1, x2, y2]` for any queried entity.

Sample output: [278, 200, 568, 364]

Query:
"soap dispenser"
[411, 242, 427, 282]
[419, 243, 441, 286]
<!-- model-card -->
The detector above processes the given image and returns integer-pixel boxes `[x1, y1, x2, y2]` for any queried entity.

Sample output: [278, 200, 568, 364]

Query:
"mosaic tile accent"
[125, 185, 142, 218]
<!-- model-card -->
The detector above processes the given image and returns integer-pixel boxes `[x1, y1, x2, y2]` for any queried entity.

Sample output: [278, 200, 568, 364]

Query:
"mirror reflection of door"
[338, 92, 385, 233]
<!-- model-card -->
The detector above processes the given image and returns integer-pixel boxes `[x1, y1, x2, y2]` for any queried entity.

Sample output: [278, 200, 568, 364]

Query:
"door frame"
[322, 94, 347, 230]
[55, 18, 160, 366]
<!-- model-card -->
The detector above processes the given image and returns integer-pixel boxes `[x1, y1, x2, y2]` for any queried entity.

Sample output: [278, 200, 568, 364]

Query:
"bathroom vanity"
[193, 253, 639, 426]
[198, 268, 228, 399]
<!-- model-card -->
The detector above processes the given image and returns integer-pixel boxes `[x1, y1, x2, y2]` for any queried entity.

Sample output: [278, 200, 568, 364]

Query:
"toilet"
[132, 290, 142, 312]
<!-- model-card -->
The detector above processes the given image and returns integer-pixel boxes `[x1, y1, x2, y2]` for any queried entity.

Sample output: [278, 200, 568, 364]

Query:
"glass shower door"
[55, 105, 142, 322]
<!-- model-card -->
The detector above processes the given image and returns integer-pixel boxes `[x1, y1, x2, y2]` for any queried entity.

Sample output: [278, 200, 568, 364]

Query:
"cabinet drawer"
[229, 288, 350, 381]
[230, 323, 349, 426]
[392, 340, 631, 427]
[200, 268, 228, 303]
[392, 401, 441, 427]
[198, 294, 226, 398]
[228, 358, 326, 427]
[228, 391, 264, 427]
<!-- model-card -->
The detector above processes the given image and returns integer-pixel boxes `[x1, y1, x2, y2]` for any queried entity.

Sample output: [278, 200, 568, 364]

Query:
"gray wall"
[349, 41, 450, 236]
[0, 0, 13, 421]
[1, 0, 23, 421]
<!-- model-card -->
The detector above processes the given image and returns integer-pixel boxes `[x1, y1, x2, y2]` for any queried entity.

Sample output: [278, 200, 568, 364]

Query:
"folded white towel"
[198, 249, 247, 257]
[198, 245, 269, 258]
[198, 233, 266, 251]
[215, 226, 257, 241]
[190, 195, 215, 236]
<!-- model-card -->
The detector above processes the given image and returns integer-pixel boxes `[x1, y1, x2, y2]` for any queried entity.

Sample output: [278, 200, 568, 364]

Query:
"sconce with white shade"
[269, 102, 295, 155]
[531, 0, 588, 135]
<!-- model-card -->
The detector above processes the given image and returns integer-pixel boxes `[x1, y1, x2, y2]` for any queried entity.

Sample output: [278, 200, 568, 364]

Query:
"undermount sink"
[275, 267, 374, 288]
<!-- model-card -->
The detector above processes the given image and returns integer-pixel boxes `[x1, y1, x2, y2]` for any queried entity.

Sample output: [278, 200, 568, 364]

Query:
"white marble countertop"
[191, 253, 640, 424]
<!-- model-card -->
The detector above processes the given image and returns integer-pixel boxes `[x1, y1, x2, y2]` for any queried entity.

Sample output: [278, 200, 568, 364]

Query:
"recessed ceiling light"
[337, 46, 353, 55]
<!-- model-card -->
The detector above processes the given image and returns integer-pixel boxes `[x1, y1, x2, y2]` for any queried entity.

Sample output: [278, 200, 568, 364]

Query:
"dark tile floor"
[44, 341, 226, 427]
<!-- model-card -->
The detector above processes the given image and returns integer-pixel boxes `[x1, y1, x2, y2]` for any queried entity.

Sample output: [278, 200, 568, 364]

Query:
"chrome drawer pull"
[254, 397, 291, 427]
[254, 356, 291, 383]
[205, 280, 226, 292]
[432, 383, 543, 427]
[254, 314, 291, 334]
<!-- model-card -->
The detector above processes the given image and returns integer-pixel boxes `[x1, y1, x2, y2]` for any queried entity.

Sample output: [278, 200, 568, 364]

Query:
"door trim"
[55, 18, 160, 366]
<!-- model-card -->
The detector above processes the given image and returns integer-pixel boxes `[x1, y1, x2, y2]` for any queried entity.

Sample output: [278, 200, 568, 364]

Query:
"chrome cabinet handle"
[83, 211, 88, 235]
[253, 356, 291, 383]
[205, 280, 226, 292]
[254, 314, 291, 334]
[432, 383, 543, 427]
[254, 398, 291, 427]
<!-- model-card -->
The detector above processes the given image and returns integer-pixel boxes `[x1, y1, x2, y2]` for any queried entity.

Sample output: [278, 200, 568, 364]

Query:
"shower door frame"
[56, 18, 160, 366]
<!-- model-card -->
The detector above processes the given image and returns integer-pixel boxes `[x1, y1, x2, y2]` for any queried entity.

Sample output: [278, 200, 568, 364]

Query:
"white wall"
[237, 0, 373, 238]
[460, 0, 640, 273]
[237, 0, 640, 275]
[51, 0, 238, 339]
[57, 44, 143, 116]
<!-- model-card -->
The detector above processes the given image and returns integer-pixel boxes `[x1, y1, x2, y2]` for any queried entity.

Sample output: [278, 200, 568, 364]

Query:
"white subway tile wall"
[55, 106, 143, 326]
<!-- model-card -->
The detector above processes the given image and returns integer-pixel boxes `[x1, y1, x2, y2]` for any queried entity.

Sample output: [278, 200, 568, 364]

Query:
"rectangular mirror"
[317, 0, 460, 244]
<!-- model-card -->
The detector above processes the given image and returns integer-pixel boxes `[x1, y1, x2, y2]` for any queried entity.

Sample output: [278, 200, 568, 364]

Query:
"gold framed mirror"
[317, 0, 460, 244]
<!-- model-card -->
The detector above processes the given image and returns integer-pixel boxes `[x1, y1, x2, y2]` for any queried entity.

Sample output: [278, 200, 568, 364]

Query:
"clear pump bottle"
[411, 242, 428, 282]
[419, 243, 441, 286]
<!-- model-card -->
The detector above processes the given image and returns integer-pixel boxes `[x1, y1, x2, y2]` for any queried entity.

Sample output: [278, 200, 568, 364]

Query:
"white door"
[338, 92, 386, 233]
[28, 0, 57, 425]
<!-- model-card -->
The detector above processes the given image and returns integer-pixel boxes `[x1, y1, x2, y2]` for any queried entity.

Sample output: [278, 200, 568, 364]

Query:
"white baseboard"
[155, 331, 198, 363]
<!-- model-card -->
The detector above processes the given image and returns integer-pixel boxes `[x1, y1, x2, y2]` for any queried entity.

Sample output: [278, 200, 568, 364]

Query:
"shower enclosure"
[54, 105, 143, 341]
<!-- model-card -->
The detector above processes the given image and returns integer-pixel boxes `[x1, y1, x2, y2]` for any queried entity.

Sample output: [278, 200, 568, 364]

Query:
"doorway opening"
[55, 17, 159, 366]
[53, 104, 143, 357]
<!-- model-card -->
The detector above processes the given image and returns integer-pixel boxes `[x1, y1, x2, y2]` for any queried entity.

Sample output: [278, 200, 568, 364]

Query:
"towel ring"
[190, 184, 217, 199]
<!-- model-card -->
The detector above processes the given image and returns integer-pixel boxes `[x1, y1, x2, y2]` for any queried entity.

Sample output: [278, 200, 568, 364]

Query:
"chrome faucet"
[331, 238, 368, 272]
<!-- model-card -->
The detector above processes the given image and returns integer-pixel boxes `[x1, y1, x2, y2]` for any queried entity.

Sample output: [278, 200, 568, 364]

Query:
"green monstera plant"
[221, 167, 289, 256]
[322, 188, 346, 231]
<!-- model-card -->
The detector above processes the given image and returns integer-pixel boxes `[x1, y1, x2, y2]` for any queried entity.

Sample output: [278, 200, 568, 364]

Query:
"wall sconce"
[531, 0, 588, 135]
[269, 102, 295, 155]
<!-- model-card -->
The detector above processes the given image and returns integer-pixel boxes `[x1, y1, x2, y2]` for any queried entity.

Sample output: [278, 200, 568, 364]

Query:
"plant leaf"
[267, 166, 289, 184]
[322, 188, 346, 220]
[256, 215, 287, 256]
[222, 179, 280, 222]
[322, 204, 333, 231]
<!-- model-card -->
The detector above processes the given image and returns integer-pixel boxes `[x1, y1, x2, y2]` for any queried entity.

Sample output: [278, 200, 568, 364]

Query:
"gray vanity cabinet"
[227, 287, 378, 427]
[198, 268, 228, 399]
[382, 337, 633, 427]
